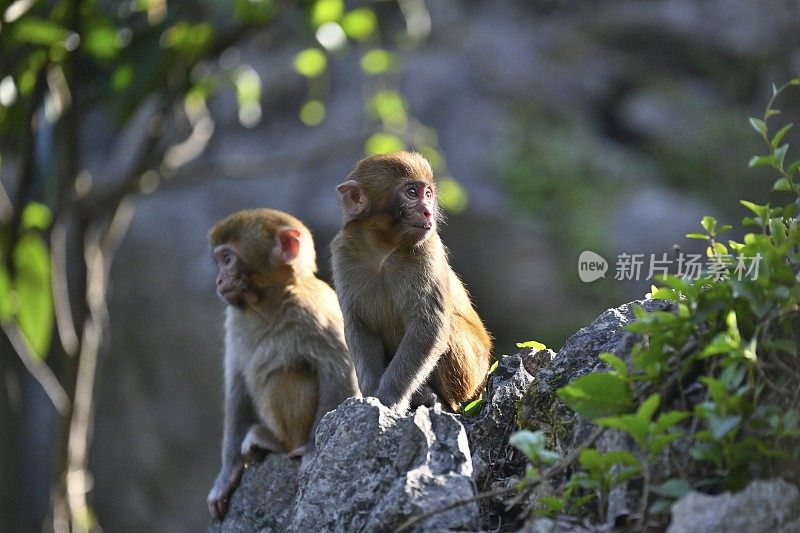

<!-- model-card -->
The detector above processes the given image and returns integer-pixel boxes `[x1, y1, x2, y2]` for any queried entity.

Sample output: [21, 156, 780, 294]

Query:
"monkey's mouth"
[411, 223, 433, 230]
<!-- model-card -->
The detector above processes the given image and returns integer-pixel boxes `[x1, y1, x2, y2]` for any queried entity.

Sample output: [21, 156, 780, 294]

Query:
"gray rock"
[522, 517, 591, 533]
[209, 455, 298, 532]
[517, 299, 671, 525]
[289, 398, 479, 532]
[667, 478, 800, 533]
[460, 349, 553, 529]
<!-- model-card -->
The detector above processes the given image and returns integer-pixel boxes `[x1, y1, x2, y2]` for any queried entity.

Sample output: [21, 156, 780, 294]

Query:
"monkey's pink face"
[394, 181, 436, 241]
[213, 245, 251, 307]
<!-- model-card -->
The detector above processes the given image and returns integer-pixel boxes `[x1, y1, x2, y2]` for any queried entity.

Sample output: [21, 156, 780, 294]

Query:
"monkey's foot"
[207, 463, 244, 520]
[241, 424, 282, 462]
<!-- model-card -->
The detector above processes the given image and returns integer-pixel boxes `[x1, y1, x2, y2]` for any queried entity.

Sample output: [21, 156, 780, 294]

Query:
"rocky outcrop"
[209, 299, 800, 532]
[211, 299, 674, 531]
[667, 479, 800, 533]
[211, 397, 479, 532]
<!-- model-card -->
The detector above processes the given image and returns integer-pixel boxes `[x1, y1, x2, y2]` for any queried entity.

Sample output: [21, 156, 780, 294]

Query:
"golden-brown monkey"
[331, 151, 492, 413]
[206, 209, 359, 520]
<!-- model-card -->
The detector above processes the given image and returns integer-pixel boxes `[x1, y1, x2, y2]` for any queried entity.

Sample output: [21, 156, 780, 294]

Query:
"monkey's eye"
[406, 186, 418, 198]
[222, 252, 233, 266]
[425, 188, 433, 199]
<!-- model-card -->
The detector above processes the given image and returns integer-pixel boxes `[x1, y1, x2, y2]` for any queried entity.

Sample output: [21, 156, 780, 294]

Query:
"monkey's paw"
[240, 425, 273, 462]
[207, 464, 244, 520]
[410, 385, 440, 409]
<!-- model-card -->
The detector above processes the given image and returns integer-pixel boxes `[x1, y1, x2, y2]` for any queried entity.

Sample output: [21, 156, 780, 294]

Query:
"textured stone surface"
[460, 349, 552, 529]
[289, 398, 479, 532]
[208, 455, 298, 532]
[667, 479, 800, 533]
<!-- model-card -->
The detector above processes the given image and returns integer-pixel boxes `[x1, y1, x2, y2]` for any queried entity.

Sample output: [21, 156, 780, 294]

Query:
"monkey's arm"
[208, 369, 256, 520]
[343, 312, 385, 396]
[374, 313, 448, 411]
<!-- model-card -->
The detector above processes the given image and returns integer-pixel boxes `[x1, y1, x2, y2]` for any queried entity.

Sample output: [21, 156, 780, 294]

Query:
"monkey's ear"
[275, 228, 302, 263]
[336, 180, 367, 216]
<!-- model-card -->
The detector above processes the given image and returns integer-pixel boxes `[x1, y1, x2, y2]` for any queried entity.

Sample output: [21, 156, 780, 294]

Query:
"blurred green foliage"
[512, 81, 800, 528]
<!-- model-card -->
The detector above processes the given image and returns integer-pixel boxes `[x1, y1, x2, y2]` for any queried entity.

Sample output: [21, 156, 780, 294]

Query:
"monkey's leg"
[208, 371, 256, 520]
[241, 423, 285, 462]
[432, 334, 490, 412]
[343, 314, 385, 395]
[375, 316, 446, 411]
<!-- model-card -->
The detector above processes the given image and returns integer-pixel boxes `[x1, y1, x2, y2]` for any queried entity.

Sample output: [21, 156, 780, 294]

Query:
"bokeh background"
[1, 0, 799, 531]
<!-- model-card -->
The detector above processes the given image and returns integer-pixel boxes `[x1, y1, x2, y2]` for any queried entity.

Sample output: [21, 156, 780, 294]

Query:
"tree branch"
[1, 321, 69, 415]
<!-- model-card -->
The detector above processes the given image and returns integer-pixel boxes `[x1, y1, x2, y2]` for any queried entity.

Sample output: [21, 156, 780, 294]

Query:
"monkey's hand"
[207, 463, 244, 520]
[410, 384, 440, 409]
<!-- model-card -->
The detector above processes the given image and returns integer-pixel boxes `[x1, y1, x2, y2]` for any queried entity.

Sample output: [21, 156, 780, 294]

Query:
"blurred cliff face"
[83, 0, 800, 530]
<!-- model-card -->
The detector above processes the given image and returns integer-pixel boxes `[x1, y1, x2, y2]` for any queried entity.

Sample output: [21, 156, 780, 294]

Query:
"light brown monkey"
[331, 151, 492, 413]
[206, 208, 359, 520]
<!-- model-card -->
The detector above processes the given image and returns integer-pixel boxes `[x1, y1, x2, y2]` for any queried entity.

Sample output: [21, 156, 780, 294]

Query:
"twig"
[394, 427, 604, 532]
[50, 215, 79, 356]
[1, 321, 69, 414]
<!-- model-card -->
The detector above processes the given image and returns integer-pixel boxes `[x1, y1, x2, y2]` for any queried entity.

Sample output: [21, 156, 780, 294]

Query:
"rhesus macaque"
[207, 209, 359, 520]
[331, 151, 492, 413]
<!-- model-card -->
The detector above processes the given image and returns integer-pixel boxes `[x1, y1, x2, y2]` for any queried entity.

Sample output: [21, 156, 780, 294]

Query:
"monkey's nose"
[422, 208, 432, 219]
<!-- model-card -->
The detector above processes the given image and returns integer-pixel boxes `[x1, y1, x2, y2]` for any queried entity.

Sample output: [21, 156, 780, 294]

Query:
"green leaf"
[462, 398, 484, 417]
[12, 234, 53, 359]
[557, 373, 633, 419]
[488, 359, 499, 374]
[771, 123, 793, 149]
[769, 218, 787, 246]
[686, 232, 710, 240]
[367, 90, 406, 126]
[84, 26, 121, 60]
[637, 393, 661, 421]
[299, 100, 326, 126]
[234, 0, 275, 24]
[10, 17, 71, 46]
[740, 200, 769, 220]
[773, 177, 793, 192]
[701, 216, 717, 234]
[341, 8, 377, 41]
[651, 479, 693, 499]
[775, 144, 789, 167]
[0, 265, 12, 321]
[599, 353, 627, 376]
[517, 340, 547, 350]
[438, 177, 469, 214]
[654, 411, 690, 433]
[233, 66, 261, 105]
[708, 414, 741, 440]
[293, 48, 327, 78]
[360, 49, 395, 75]
[649, 499, 673, 514]
[364, 132, 404, 155]
[21, 202, 52, 231]
[538, 496, 565, 512]
[311, 0, 344, 27]
[788, 159, 800, 176]
[749, 117, 767, 136]
[748, 155, 774, 168]
[112, 64, 134, 91]
[651, 433, 683, 455]
[596, 413, 649, 446]
[509, 430, 560, 465]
